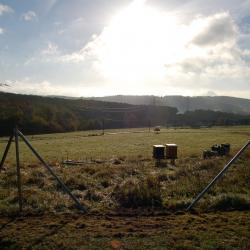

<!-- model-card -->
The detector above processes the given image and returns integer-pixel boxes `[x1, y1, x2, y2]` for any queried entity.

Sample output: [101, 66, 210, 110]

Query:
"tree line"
[0, 92, 250, 135]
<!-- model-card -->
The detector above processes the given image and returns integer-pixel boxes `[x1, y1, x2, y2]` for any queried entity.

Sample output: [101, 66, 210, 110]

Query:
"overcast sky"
[0, 0, 250, 98]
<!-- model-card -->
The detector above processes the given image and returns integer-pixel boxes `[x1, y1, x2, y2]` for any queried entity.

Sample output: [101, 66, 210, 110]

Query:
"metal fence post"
[17, 129, 86, 212]
[187, 140, 250, 210]
[15, 128, 23, 212]
[0, 134, 14, 170]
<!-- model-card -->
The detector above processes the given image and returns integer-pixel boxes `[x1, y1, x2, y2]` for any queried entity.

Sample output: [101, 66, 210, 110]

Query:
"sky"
[0, 0, 250, 98]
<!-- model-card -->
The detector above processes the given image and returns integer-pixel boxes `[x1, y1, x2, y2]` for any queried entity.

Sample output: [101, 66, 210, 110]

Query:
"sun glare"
[92, 0, 187, 91]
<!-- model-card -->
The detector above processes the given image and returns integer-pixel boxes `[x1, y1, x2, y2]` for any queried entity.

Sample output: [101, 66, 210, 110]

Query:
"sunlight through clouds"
[60, 0, 250, 96]
[1, 0, 250, 97]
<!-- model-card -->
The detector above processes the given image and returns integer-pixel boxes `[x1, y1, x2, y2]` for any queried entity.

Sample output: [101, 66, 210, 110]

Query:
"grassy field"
[1, 126, 249, 163]
[0, 126, 250, 249]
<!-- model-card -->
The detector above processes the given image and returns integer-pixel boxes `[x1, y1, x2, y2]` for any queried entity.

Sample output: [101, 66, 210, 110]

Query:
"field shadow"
[27, 218, 72, 248]
[0, 218, 16, 230]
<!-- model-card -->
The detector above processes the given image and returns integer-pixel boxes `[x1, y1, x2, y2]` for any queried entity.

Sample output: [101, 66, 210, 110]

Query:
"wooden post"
[0, 134, 14, 171]
[14, 128, 22, 213]
[102, 119, 105, 135]
[148, 120, 151, 132]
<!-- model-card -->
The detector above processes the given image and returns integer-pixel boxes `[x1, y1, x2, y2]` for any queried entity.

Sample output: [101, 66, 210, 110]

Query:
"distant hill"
[0, 92, 177, 135]
[1, 92, 250, 135]
[88, 95, 250, 114]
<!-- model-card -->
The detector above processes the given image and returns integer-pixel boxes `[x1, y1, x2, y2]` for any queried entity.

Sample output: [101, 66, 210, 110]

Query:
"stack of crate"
[153, 144, 178, 165]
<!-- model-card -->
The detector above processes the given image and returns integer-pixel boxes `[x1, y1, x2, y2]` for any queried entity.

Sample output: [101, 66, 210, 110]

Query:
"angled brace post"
[17, 129, 87, 212]
[187, 140, 250, 211]
[0, 134, 14, 171]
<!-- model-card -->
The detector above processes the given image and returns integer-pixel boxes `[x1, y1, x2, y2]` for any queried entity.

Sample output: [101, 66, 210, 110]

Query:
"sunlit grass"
[0, 126, 250, 250]
[0, 126, 250, 215]
[0, 126, 249, 164]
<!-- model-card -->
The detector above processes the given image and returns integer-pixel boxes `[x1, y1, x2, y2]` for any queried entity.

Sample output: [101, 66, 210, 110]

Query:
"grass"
[113, 176, 162, 208]
[0, 126, 250, 214]
[0, 126, 250, 249]
[1, 211, 250, 249]
[1, 126, 249, 164]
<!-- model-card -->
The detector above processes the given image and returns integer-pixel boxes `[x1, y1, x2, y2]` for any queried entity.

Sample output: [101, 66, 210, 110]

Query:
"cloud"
[41, 42, 59, 56]
[14, 0, 249, 98]
[3, 78, 123, 97]
[54, 3, 250, 97]
[0, 27, 4, 34]
[191, 13, 238, 47]
[1, 79, 83, 96]
[21, 11, 37, 21]
[59, 47, 87, 63]
[204, 90, 217, 96]
[242, 49, 250, 56]
[0, 4, 13, 15]
[46, 0, 58, 12]
[167, 12, 250, 82]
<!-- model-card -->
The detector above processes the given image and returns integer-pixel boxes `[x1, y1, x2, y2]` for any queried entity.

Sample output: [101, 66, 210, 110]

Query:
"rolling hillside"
[0, 92, 177, 135]
[89, 95, 250, 114]
[1, 92, 250, 135]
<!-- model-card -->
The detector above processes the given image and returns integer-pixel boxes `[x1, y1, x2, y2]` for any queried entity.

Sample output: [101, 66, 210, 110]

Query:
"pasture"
[0, 126, 249, 163]
[0, 126, 250, 249]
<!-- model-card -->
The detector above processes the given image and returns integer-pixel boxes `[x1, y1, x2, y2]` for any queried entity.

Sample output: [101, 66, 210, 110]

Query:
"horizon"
[0, 0, 250, 98]
[1, 90, 250, 101]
